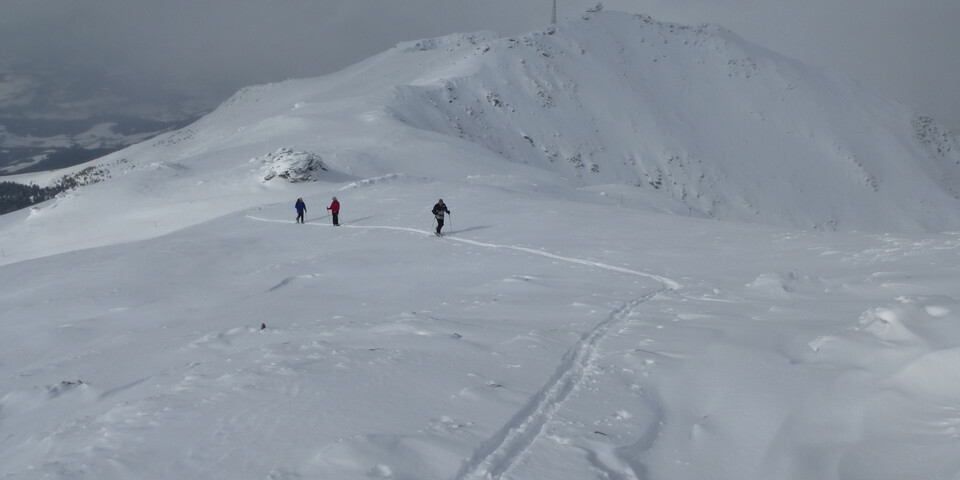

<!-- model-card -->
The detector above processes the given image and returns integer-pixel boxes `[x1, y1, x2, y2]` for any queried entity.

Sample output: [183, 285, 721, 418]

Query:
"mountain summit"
[4, 11, 960, 254]
[387, 13, 960, 231]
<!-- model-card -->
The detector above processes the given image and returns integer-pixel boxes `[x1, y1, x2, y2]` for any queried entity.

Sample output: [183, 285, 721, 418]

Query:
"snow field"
[4, 181, 960, 479]
[3, 11, 960, 479]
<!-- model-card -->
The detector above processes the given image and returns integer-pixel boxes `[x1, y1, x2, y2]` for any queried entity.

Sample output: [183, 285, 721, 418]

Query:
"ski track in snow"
[248, 215, 682, 479]
[451, 292, 666, 480]
[245, 215, 680, 289]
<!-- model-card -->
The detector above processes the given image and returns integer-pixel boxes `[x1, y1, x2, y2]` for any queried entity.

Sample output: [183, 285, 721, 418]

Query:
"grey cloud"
[1, 0, 958, 131]
[1, 0, 549, 119]
[619, 0, 960, 130]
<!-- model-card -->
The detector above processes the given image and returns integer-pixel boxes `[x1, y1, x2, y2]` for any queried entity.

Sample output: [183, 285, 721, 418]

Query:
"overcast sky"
[1, 0, 958, 130]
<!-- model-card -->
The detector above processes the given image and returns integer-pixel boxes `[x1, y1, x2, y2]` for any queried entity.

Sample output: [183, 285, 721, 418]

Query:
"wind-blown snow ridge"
[376, 11, 960, 231]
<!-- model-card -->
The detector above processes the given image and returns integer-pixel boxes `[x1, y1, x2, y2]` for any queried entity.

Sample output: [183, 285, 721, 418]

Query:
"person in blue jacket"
[295, 197, 306, 224]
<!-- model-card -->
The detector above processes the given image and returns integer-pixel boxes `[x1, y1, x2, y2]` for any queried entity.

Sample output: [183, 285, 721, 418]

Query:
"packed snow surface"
[2, 11, 960, 480]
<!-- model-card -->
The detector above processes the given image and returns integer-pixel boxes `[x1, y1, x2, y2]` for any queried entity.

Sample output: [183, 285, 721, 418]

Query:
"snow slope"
[2, 11, 960, 480]
[3, 11, 960, 259]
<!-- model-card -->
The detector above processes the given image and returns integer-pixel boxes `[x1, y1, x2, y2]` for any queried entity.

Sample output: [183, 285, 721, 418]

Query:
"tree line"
[0, 164, 113, 215]
[0, 182, 63, 215]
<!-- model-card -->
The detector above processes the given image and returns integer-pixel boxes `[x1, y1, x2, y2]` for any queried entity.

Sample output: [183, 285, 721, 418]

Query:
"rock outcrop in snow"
[260, 148, 328, 183]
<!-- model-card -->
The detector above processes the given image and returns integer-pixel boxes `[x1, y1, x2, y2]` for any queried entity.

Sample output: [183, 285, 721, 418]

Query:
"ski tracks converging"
[246, 214, 682, 479]
[451, 291, 668, 480]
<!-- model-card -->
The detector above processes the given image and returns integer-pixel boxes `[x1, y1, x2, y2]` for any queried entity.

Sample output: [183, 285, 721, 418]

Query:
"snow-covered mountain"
[13, 12, 960, 234]
[3, 11, 960, 480]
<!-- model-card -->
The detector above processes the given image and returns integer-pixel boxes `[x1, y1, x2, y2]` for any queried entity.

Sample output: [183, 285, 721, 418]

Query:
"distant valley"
[0, 113, 200, 175]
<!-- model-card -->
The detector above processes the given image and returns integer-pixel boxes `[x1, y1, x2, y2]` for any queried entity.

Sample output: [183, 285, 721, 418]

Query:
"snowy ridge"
[3, 11, 960, 480]
[6, 11, 959, 239]
[381, 12, 960, 231]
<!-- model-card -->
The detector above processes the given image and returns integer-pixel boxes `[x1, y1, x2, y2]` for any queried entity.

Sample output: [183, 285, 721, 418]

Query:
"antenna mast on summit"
[551, 0, 557, 24]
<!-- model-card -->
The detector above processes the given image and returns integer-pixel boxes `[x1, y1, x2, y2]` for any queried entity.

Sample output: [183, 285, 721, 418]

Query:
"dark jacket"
[432, 202, 449, 219]
[295, 199, 306, 213]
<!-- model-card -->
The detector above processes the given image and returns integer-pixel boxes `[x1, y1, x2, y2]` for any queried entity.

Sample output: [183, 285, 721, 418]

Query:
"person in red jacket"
[327, 196, 340, 226]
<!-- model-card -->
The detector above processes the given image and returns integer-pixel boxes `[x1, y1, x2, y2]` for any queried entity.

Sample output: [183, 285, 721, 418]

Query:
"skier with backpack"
[432, 199, 450, 236]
